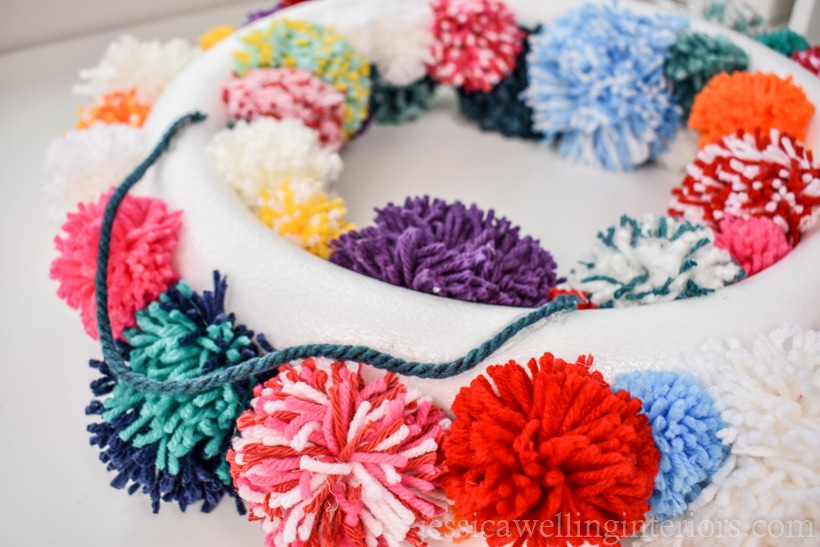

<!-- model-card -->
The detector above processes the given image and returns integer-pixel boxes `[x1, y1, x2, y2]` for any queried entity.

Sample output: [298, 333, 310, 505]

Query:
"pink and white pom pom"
[222, 68, 346, 151]
[669, 129, 820, 245]
[427, 0, 524, 92]
[714, 216, 792, 276]
[228, 358, 450, 547]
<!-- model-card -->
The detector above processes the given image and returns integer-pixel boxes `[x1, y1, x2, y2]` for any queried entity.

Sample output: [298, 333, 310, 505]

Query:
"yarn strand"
[95, 112, 578, 395]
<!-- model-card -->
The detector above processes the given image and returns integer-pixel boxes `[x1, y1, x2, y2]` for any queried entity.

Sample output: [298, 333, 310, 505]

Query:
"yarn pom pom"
[702, 0, 764, 35]
[664, 32, 749, 118]
[570, 215, 744, 308]
[228, 357, 449, 547]
[458, 26, 542, 140]
[207, 117, 342, 209]
[73, 35, 198, 104]
[669, 129, 820, 245]
[199, 25, 234, 50]
[329, 196, 561, 307]
[258, 180, 354, 259]
[714, 216, 792, 276]
[76, 88, 151, 130]
[792, 46, 820, 76]
[442, 353, 660, 547]
[427, 0, 524, 92]
[44, 123, 147, 224]
[234, 19, 371, 139]
[525, 3, 686, 171]
[370, 70, 438, 124]
[614, 371, 728, 520]
[755, 28, 810, 57]
[86, 274, 272, 513]
[222, 68, 346, 150]
[688, 71, 814, 148]
[50, 189, 181, 339]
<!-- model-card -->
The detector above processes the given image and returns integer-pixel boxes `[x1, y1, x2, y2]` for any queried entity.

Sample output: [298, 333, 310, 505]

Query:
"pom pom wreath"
[86, 275, 273, 513]
[222, 68, 345, 150]
[688, 71, 815, 148]
[714, 216, 792, 276]
[457, 26, 542, 140]
[442, 353, 660, 547]
[258, 180, 355, 259]
[702, 0, 764, 35]
[207, 117, 342, 209]
[755, 28, 810, 57]
[228, 357, 449, 547]
[76, 88, 151, 130]
[427, 0, 524, 93]
[792, 46, 820, 76]
[370, 71, 438, 125]
[525, 3, 686, 171]
[664, 32, 749, 118]
[669, 129, 820, 245]
[329, 196, 562, 307]
[50, 189, 181, 339]
[570, 215, 744, 308]
[613, 371, 728, 520]
[73, 35, 198, 104]
[198, 25, 234, 50]
[234, 19, 371, 139]
[44, 123, 147, 224]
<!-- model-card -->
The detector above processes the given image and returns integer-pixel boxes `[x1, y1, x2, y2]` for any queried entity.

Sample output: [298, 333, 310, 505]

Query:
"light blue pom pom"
[524, 3, 687, 171]
[615, 370, 729, 520]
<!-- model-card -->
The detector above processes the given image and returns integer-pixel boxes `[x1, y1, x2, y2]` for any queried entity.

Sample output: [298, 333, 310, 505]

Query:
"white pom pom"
[44, 123, 147, 224]
[73, 35, 199, 104]
[207, 118, 343, 209]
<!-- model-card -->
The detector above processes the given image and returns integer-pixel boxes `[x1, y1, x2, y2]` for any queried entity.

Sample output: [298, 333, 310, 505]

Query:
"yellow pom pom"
[198, 25, 235, 50]
[258, 180, 354, 259]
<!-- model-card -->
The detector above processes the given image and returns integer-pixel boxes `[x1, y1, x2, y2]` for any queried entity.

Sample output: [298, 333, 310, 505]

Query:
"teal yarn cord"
[95, 112, 579, 395]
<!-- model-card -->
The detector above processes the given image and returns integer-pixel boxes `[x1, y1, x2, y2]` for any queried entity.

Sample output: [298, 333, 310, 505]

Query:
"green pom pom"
[665, 32, 749, 118]
[370, 70, 438, 124]
[755, 28, 810, 57]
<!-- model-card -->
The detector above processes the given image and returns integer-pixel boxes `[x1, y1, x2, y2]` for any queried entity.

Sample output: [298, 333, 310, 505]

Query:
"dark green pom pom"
[369, 69, 438, 125]
[755, 28, 810, 57]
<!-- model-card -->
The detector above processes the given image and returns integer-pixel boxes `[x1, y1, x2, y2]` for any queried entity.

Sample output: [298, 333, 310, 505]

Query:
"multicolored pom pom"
[669, 129, 820, 245]
[222, 68, 346, 150]
[614, 371, 728, 520]
[664, 32, 749, 118]
[229, 357, 449, 547]
[570, 215, 744, 308]
[370, 71, 438, 124]
[50, 189, 181, 339]
[792, 45, 820, 76]
[198, 25, 235, 50]
[258, 180, 354, 259]
[525, 3, 686, 170]
[233, 19, 372, 139]
[329, 196, 562, 307]
[76, 88, 151, 129]
[427, 0, 524, 92]
[86, 274, 271, 513]
[755, 28, 810, 57]
[714, 216, 792, 276]
[442, 353, 660, 547]
[688, 71, 815, 148]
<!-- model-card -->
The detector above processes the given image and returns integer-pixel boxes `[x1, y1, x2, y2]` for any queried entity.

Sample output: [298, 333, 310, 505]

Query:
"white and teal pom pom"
[570, 215, 744, 307]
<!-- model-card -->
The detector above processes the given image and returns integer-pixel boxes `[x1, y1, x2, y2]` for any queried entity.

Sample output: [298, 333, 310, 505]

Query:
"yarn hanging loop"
[94, 112, 580, 396]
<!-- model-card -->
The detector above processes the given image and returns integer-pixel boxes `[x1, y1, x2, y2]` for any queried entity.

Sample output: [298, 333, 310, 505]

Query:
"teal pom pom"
[703, 0, 763, 35]
[756, 28, 810, 57]
[664, 33, 749, 118]
[370, 70, 438, 124]
[614, 371, 729, 520]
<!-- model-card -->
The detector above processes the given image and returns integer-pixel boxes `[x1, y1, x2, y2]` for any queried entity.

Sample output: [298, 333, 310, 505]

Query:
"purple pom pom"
[329, 196, 562, 307]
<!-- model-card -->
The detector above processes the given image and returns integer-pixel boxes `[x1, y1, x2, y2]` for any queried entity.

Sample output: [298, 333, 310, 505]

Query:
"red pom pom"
[792, 46, 820, 76]
[442, 353, 660, 547]
[427, 0, 524, 92]
[49, 189, 181, 339]
[670, 129, 820, 245]
[714, 216, 792, 276]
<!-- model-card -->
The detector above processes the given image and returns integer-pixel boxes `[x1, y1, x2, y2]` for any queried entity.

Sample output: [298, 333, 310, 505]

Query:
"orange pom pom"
[688, 72, 814, 148]
[76, 88, 151, 130]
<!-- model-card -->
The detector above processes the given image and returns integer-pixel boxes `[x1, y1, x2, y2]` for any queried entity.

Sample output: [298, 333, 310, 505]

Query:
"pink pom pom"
[427, 0, 524, 92]
[49, 189, 182, 340]
[222, 68, 346, 151]
[792, 46, 820, 76]
[228, 358, 449, 547]
[714, 216, 792, 276]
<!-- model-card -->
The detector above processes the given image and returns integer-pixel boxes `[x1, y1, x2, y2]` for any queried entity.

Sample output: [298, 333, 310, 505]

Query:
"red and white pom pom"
[222, 68, 346, 151]
[714, 216, 792, 276]
[229, 358, 450, 547]
[792, 46, 820, 76]
[427, 0, 524, 92]
[670, 129, 820, 244]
